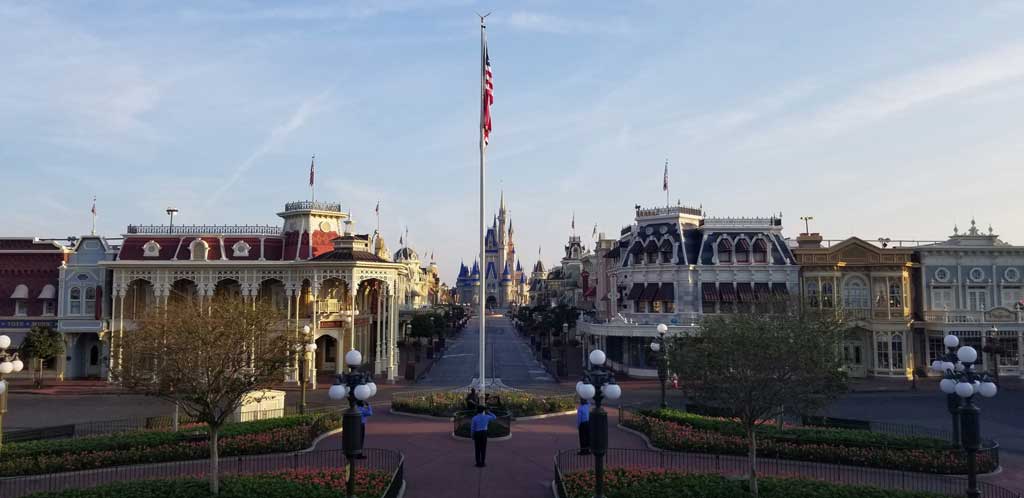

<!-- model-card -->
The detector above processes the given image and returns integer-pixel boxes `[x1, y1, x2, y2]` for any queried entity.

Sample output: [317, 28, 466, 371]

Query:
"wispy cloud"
[208, 91, 331, 204]
[742, 41, 1024, 149]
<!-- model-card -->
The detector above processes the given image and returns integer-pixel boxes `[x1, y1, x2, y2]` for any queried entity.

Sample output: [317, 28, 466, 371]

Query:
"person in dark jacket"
[576, 397, 591, 455]
[465, 388, 480, 410]
[471, 406, 497, 467]
[357, 400, 373, 459]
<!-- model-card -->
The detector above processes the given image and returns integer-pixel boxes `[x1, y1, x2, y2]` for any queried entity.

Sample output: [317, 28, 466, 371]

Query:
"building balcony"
[125, 224, 281, 236]
[923, 310, 1024, 324]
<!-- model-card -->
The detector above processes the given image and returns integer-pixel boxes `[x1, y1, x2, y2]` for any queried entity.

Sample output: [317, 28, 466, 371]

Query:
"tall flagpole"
[478, 14, 488, 397]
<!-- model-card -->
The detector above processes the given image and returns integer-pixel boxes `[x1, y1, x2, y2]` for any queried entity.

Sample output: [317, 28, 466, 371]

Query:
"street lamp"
[0, 334, 26, 449]
[932, 334, 962, 446]
[932, 333, 998, 498]
[651, 323, 668, 409]
[298, 325, 317, 415]
[576, 349, 622, 498]
[166, 207, 178, 229]
[329, 349, 377, 498]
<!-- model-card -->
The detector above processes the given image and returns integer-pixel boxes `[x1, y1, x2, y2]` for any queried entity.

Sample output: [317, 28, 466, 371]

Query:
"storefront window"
[998, 338, 1018, 367]
[892, 334, 904, 369]
[876, 335, 890, 369]
[927, 336, 945, 365]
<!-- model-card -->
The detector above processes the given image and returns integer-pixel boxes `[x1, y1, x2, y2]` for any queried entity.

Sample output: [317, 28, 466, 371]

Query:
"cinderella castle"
[455, 193, 529, 308]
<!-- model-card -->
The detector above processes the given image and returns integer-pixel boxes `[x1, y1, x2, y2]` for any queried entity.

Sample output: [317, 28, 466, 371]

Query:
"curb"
[515, 410, 576, 421]
[395, 480, 406, 498]
[299, 427, 344, 452]
[388, 409, 454, 421]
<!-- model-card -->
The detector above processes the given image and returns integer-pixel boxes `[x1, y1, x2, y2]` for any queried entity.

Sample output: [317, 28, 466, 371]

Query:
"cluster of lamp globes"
[575, 349, 622, 401]
[930, 334, 998, 399]
[327, 350, 378, 402]
[0, 335, 26, 395]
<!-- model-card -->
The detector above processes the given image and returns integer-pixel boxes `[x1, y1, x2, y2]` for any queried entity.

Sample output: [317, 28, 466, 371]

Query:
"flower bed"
[23, 468, 392, 498]
[0, 414, 341, 477]
[561, 468, 949, 498]
[624, 411, 993, 475]
[392, 390, 574, 417]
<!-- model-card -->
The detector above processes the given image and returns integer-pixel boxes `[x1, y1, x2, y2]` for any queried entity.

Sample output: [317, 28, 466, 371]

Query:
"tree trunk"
[748, 427, 759, 497]
[209, 425, 220, 495]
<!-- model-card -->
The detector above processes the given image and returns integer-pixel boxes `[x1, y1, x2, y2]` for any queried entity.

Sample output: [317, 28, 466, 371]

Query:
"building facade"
[579, 205, 800, 377]
[793, 235, 917, 378]
[101, 200, 412, 382]
[58, 235, 117, 379]
[454, 194, 529, 308]
[915, 221, 1024, 378]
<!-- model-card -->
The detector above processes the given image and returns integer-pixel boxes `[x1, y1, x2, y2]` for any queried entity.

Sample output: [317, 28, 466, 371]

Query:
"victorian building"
[393, 247, 442, 310]
[578, 205, 800, 377]
[101, 200, 412, 382]
[915, 220, 1024, 378]
[58, 235, 117, 379]
[529, 235, 588, 308]
[454, 193, 529, 308]
[792, 234, 918, 378]
[0, 238, 70, 378]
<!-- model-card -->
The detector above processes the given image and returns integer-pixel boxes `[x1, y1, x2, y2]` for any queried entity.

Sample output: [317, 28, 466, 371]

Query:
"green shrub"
[562, 469, 948, 498]
[391, 390, 574, 417]
[23, 468, 392, 498]
[0, 414, 341, 477]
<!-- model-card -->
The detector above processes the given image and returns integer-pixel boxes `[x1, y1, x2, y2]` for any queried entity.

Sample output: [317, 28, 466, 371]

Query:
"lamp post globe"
[0, 335, 10, 350]
[588, 349, 606, 367]
[656, 323, 668, 335]
[345, 350, 363, 367]
[302, 324, 311, 336]
[576, 382, 596, 400]
[939, 378, 957, 394]
[943, 334, 959, 348]
[957, 346, 978, 364]
[602, 383, 621, 400]
[978, 382, 998, 398]
[650, 341, 660, 352]
[328, 384, 348, 400]
[0, 362, 12, 375]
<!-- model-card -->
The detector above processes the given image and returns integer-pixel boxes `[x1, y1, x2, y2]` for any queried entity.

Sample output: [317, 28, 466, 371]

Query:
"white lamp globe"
[577, 382, 596, 400]
[978, 382, 998, 398]
[930, 360, 943, 372]
[367, 382, 378, 397]
[955, 382, 975, 398]
[302, 325, 311, 335]
[305, 343, 317, 353]
[656, 324, 668, 334]
[943, 335, 959, 348]
[354, 384, 372, 401]
[589, 350, 606, 366]
[603, 384, 622, 400]
[650, 341, 661, 352]
[11, 359, 23, 372]
[957, 346, 978, 364]
[942, 361, 955, 372]
[0, 361, 12, 375]
[954, 363, 965, 372]
[328, 384, 348, 400]
[0, 335, 10, 350]
[939, 378, 957, 394]
[345, 350, 363, 367]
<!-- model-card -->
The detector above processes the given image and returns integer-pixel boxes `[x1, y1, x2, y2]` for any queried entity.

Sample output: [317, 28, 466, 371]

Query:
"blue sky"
[3, 1, 1024, 282]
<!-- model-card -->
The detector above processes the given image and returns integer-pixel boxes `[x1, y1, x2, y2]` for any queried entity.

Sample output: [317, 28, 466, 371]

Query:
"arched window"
[752, 239, 768, 263]
[892, 333, 904, 369]
[84, 287, 97, 315]
[843, 278, 869, 309]
[189, 238, 210, 261]
[805, 281, 819, 307]
[717, 239, 733, 264]
[659, 239, 674, 264]
[821, 281, 834, 308]
[889, 282, 903, 309]
[735, 239, 750, 263]
[70, 287, 82, 315]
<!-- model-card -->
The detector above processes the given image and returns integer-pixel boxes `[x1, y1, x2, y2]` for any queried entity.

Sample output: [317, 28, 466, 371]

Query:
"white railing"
[923, 310, 1024, 323]
[125, 224, 281, 236]
[702, 217, 779, 229]
[580, 321, 697, 338]
[284, 200, 343, 212]
[636, 206, 702, 218]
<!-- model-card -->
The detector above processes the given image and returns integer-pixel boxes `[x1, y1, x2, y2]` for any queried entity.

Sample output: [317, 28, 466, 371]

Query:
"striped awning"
[626, 284, 645, 300]
[736, 283, 754, 303]
[702, 283, 718, 302]
[754, 283, 771, 302]
[771, 283, 789, 295]
[719, 283, 737, 303]
[656, 283, 675, 301]
[640, 283, 660, 300]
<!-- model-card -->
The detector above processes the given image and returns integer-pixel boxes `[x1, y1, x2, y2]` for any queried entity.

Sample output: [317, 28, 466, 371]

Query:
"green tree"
[409, 313, 438, 338]
[20, 325, 64, 388]
[672, 311, 848, 497]
[116, 298, 296, 495]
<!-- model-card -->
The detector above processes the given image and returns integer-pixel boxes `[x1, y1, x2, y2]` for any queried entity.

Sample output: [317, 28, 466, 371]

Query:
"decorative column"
[388, 284, 398, 382]
[286, 287, 297, 383]
[349, 282, 357, 351]
[375, 283, 384, 374]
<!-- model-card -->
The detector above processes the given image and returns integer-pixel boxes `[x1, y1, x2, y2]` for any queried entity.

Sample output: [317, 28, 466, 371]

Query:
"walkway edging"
[300, 427, 344, 452]
[388, 408, 453, 421]
[516, 410, 575, 421]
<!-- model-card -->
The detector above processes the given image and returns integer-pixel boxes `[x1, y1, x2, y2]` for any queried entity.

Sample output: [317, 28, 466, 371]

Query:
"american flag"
[375, 201, 380, 216]
[663, 159, 669, 192]
[481, 25, 493, 148]
[91, 197, 96, 216]
[309, 155, 316, 187]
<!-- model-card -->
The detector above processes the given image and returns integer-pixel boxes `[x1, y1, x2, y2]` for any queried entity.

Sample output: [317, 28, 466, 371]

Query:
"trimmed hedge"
[562, 468, 949, 498]
[0, 414, 341, 477]
[625, 411, 994, 475]
[392, 391, 575, 417]
[23, 468, 392, 498]
[642, 409, 950, 450]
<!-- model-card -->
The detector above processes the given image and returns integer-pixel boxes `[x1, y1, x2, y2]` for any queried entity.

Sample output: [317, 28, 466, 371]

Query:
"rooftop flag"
[481, 24, 493, 148]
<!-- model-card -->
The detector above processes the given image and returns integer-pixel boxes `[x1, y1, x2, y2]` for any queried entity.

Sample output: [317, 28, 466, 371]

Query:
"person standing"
[576, 398, 591, 455]
[471, 406, 496, 467]
[465, 387, 480, 410]
[357, 400, 373, 459]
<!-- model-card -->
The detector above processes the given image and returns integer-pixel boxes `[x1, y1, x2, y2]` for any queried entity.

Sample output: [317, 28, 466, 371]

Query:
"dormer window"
[143, 240, 161, 258]
[659, 239, 673, 264]
[735, 239, 750, 263]
[11, 284, 29, 316]
[753, 239, 768, 263]
[717, 239, 733, 264]
[189, 239, 210, 261]
[232, 240, 252, 257]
